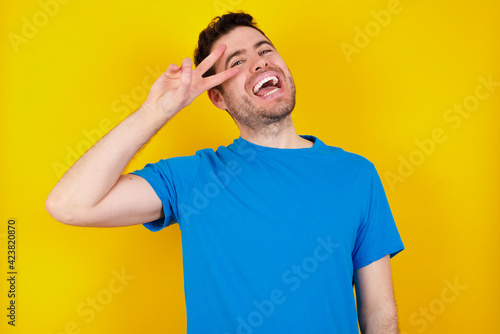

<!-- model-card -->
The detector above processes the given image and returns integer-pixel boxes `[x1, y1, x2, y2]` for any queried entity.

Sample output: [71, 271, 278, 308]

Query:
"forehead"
[212, 26, 270, 71]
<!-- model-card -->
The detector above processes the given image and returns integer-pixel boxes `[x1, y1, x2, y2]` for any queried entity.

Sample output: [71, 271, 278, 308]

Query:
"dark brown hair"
[194, 11, 269, 82]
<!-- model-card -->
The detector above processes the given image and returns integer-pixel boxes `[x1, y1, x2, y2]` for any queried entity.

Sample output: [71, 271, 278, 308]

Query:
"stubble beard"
[223, 72, 297, 133]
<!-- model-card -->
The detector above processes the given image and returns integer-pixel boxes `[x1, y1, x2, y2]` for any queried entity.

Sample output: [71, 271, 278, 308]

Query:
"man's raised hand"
[143, 44, 238, 121]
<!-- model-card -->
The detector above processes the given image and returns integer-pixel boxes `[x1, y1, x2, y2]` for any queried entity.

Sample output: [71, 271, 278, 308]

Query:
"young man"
[46, 12, 404, 334]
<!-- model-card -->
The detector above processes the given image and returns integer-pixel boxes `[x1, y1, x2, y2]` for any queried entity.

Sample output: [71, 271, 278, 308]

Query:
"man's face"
[210, 26, 296, 129]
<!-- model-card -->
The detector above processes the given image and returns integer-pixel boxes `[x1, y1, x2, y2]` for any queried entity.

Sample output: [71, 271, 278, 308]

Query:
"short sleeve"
[352, 164, 404, 270]
[129, 155, 201, 232]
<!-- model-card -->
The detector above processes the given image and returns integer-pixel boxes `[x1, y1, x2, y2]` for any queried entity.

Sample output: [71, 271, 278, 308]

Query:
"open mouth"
[252, 75, 282, 98]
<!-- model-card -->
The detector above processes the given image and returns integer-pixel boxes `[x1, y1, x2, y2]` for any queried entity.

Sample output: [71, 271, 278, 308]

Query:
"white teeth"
[263, 87, 279, 97]
[252, 75, 279, 94]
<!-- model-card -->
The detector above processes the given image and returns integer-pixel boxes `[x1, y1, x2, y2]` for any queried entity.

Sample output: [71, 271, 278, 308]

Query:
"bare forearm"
[46, 46, 238, 226]
[359, 307, 399, 334]
[46, 105, 168, 222]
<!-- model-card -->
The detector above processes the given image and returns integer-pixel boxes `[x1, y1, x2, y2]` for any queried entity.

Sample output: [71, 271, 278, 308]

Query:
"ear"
[207, 88, 228, 110]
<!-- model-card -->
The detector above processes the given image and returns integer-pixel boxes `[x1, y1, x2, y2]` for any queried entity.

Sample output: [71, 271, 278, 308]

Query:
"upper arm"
[353, 255, 397, 318]
[80, 174, 163, 227]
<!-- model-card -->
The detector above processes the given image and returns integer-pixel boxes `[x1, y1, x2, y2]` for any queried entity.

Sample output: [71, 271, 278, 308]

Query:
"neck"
[237, 115, 313, 149]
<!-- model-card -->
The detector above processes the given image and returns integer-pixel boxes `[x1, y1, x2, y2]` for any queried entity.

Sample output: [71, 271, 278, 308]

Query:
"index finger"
[194, 44, 227, 76]
[201, 66, 239, 91]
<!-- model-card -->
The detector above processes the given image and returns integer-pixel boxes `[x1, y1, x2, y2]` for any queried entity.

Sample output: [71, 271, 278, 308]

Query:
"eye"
[231, 60, 243, 67]
[260, 49, 272, 55]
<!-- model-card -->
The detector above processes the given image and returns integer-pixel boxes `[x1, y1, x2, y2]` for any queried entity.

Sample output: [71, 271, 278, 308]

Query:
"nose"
[253, 58, 268, 72]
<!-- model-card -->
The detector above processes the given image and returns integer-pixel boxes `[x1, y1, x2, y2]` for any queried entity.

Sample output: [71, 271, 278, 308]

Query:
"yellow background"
[1, 0, 499, 333]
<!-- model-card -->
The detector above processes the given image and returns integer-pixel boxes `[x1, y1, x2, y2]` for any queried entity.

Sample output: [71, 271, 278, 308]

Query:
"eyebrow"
[224, 40, 275, 70]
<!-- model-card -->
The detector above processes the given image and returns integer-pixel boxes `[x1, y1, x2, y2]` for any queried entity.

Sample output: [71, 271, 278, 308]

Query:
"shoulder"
[147, 153, 201, 172]
[316, 137, 376, 172]
[337, 149, 375, 169]
[135, 144, 234, 177]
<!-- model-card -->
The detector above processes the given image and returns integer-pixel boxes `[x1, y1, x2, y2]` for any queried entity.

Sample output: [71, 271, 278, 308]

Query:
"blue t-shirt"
[131, 135, 404, 334]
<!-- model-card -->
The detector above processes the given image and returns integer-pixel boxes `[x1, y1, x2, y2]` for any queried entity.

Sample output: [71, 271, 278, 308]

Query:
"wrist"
[138, 102, 174, 127]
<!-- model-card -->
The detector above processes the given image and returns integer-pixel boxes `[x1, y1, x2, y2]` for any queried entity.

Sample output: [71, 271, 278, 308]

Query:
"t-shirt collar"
[230, 135, 322, 156]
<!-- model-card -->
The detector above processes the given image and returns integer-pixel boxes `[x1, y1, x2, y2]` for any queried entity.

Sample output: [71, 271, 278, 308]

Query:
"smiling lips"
[251, 74, 282, 98]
